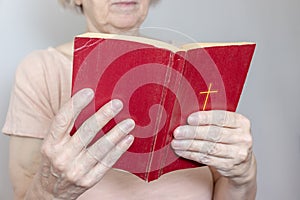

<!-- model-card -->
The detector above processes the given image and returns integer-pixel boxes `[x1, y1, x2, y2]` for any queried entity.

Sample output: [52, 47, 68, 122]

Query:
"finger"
[174, 148, 249, 170]
[97, 134, 134, 169]
[187, 110, 250, 129]
[173, 125, 242, 144]
[71, 99, 123, 150]
[48, 88, 94, 141]
[84, 119, 135, 162]
[171, 139, 240, 159]
[174, 150, 236, 171]
[65, 119, 134, 180]
[77, 135, 134, 188]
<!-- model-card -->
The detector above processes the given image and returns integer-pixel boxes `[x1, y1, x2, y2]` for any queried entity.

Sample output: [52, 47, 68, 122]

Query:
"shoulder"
[15, 47, 72, 86]
[13, 47, 72, 107]
[55, 42, 73, 60]
[17, 48, 70, 73]
[3, 47, 72, 138]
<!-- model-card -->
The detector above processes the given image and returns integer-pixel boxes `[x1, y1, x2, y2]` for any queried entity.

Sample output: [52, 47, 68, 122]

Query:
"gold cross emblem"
[199, 83, 218, 111]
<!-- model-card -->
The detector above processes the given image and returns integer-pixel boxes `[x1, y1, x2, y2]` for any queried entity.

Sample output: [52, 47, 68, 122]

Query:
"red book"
[71, 32, 256, 182]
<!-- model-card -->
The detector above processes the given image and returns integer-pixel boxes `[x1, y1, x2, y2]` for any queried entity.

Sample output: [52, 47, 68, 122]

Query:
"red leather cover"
[71, 35, 256, 182]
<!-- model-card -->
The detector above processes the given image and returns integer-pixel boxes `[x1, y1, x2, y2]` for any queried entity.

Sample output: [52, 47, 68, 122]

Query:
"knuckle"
[199, 142, 207, 152]
[243, 134, 253, 146]
[238, 114, 251, 128]
[238, 149, 249, 161]
[208, 143, 219, 155]
[81, 122, 96, 135]
[41, 142, 58, 156]
[207, 126, 222, 142]
[101, 107, 117, 118]
[223, 111, 230, 124]
[108, 120, 135, 140]
[115, 141, 130, 154]
[77, 178, 93, 188]
[65, 170, 80, 183]
[234, 148, 249, 164]
[201, 142, 214, 154]
[187, 140, 195, 151]
[220, 169, 232, 177]
[41, 143, 58, 159]
[101, 156, 115, 169]
[99, 160, 111, 170]
[51, 154, 68, 172]
[103, 135, 117, 148]
[224, 162, 234, 170]
[40, 144, 50, 157]
[115, 123, 129, 135]
[92, 137, 114, 155]
[243, 117, 251, 128]
[202, 154, 211, 164]
[65, 172, 76, 183]
[214, 111, 226, 125]
[116, 146, 127, 155]
[52, 160, 65, 172]
[219, 128, 227, 141]
[54, 112, 70, 128]
[225, 111, 235, 124]
[71, 95, 85, 110]
[193, 126, 203, 139]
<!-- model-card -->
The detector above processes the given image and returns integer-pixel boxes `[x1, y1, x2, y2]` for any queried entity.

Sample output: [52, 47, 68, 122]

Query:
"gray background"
[0, 0, 299, 199]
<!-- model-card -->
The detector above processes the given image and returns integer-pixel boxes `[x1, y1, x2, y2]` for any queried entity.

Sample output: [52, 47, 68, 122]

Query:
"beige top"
[2, 48, 213, 199]
[2, 47, 71, 138]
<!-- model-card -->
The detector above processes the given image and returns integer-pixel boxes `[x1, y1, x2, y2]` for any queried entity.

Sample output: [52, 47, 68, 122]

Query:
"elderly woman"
[3, 0, 257, 199]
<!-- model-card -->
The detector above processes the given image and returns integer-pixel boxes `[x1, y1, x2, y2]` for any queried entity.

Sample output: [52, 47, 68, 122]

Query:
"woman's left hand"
[171, 110, 255, 184]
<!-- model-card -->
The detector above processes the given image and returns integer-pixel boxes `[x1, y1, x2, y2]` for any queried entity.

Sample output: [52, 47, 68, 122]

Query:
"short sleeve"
[2, 51, 55, 138]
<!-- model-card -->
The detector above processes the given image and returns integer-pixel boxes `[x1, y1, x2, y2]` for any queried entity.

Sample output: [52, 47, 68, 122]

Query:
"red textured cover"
[71, 35, 256, 182]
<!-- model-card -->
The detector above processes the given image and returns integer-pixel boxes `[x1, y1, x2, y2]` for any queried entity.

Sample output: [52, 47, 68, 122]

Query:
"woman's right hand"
[26, 88, 135, 199]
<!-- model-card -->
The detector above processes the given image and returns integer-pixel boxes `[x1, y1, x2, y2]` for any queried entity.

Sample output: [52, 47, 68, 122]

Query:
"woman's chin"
[108, 18, 143, 33]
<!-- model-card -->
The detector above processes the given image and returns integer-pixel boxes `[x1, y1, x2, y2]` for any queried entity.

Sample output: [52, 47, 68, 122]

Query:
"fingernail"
[174, 150, 184, 157]
[187, 114, 198, 125]
[82, 88, 94, 98]
[173, 127, 183, 139]
[111, 99, 123, 111]
[119, 119, 135, 133]
[171, 140, 182, 149]
[188, 112, 207, 125]
[124, 135, 134, 145]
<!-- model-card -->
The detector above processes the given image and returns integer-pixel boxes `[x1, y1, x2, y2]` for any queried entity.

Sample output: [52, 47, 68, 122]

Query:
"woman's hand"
[27, 88, 135, 200]
[171, 110, 255, 186]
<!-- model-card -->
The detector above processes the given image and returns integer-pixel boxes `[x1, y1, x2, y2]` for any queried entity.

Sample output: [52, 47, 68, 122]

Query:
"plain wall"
[1, 0, 299, 199]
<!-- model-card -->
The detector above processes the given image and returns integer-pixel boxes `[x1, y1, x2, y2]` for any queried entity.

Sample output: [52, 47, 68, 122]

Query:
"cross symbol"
[199, 83, 218, 111]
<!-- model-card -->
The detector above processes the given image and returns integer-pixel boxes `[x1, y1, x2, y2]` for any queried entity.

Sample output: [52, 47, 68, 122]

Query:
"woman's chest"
[78, 167, 214, 200]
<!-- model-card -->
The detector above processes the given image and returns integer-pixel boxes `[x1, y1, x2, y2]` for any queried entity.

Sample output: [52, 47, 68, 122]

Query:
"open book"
[71, 32, 256, 182]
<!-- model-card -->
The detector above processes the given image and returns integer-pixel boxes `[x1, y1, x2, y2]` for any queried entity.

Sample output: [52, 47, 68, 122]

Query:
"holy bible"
[71, 32, 256, 182]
